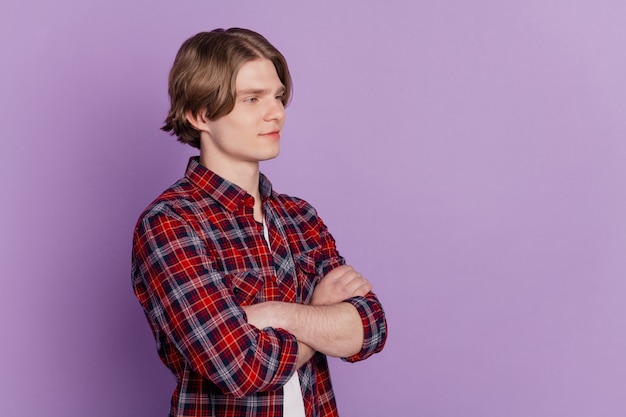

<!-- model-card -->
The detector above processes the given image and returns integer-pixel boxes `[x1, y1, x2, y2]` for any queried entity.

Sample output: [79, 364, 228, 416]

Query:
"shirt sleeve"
[132, 204, 299, 398]
[300, 200, 388, 363]
[341, 292, 387, 363]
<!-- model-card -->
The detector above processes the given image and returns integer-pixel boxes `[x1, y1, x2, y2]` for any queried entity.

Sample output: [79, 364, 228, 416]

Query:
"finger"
[342, 273, 371, 295]
[323, 265, 354, 281]
[333, 269, 359, 284]
[352, 281, 373, 297]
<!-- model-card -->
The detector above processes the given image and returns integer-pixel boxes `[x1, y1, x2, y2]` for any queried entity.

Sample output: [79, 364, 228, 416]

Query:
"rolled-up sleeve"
[132, 205, 299, 398]
[342, 292, 387, 362]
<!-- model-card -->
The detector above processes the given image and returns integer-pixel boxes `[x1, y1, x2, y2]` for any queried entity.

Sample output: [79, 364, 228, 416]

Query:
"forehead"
[235, 59, 283, 90]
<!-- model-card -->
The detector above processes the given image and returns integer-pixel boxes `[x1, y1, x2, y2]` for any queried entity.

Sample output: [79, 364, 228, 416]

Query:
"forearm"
[245, 301, 364, 358]
[296, 342, 316, 368]
[243, 305, 317, 367]
[285, 303, 364, 358]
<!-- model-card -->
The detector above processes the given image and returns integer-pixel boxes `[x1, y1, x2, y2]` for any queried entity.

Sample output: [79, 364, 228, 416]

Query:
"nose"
[264, 99, 285, 122]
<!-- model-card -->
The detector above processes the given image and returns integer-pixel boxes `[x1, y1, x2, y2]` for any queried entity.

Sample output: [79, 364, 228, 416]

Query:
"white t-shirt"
[263, 219, 306, 417]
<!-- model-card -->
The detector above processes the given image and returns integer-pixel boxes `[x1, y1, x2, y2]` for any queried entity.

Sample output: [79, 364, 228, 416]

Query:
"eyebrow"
[237, 86, 285, 96]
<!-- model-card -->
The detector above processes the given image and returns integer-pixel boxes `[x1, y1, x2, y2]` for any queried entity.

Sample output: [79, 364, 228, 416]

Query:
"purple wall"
[2, 1, 625, 416]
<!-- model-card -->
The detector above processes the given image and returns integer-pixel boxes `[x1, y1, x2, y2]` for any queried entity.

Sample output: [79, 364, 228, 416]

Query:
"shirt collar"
[184, 157, 274, 212]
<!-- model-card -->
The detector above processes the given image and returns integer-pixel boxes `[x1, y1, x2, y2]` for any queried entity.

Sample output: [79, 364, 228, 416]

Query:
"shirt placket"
[264, 202, 299, 304]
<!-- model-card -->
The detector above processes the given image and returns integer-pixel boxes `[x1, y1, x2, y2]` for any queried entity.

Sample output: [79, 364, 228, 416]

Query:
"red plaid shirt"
[132, 157, 387, 417]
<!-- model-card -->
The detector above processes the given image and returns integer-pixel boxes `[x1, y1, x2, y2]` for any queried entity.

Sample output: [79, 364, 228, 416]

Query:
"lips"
[259, 130, 281, 139]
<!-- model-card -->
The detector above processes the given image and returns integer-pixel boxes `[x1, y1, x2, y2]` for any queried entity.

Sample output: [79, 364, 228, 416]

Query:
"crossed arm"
[243, 264, 372, 365]
[133, 206, 386, 396]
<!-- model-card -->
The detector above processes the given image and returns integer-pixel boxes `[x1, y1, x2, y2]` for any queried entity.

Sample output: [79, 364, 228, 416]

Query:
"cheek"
[233, 113, 257, 129]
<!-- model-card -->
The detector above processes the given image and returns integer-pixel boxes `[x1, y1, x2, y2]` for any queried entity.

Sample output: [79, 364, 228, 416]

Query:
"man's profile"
[131, 28, 387, 417]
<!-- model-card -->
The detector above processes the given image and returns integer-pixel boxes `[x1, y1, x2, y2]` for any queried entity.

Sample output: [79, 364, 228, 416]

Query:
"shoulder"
[135, 177, 206, 230]
[271, 191, 319, 221]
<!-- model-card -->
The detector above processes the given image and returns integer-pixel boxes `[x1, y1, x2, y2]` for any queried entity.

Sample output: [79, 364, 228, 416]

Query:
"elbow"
[193, 328, 298, 398]
[192, 351, 286, 398]
[365, 304, 388, 356]
[342, 296, 388, 362]
[346, 315, 388, 362]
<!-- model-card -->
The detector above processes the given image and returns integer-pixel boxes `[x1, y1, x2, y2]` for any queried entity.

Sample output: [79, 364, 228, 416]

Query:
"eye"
[243, 97, 258, 103]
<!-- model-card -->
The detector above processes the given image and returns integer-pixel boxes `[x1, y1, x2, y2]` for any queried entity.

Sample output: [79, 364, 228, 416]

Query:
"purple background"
[1, 1, 625, 416]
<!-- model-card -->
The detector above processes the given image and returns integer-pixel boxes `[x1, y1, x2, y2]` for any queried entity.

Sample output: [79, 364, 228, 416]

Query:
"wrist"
[276, 302, 305, 332]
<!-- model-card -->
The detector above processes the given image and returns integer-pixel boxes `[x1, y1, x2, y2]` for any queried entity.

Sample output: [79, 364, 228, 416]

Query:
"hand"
[242, 303, 317, 368]
[311, 265, 372, 306]
[242, 302, 283, 330]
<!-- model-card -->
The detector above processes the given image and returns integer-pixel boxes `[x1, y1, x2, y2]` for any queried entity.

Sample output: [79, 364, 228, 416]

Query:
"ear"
[185, 109, 211, 133]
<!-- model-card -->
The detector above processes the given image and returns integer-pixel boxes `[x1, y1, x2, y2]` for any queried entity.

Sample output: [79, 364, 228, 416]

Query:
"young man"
[132, 28, 387, 417]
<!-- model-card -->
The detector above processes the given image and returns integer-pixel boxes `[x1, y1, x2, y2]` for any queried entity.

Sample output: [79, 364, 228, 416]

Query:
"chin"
[259, 146, 280, 161]
[261, 152, 280, 162]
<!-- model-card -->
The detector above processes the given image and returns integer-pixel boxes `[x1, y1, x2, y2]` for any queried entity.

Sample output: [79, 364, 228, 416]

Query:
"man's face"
[204, 58, 286, 167]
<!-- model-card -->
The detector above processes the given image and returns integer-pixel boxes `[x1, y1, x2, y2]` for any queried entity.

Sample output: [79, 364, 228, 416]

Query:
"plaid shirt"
[132, 157, 387, 417]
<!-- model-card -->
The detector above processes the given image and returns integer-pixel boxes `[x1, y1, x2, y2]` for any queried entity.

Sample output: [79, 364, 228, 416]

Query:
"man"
[132, 28, 387, 417]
